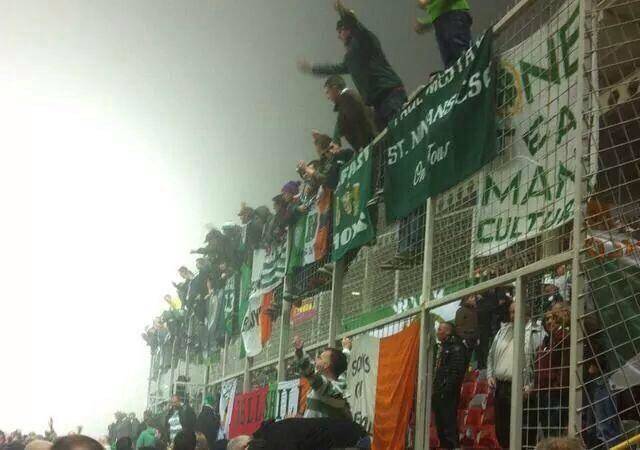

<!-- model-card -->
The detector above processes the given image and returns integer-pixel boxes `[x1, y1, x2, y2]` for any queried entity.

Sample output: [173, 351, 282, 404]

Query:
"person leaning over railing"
[323, 74, 376, 154]
[297, 0, 407, 130]
[414, 0, 473, 69]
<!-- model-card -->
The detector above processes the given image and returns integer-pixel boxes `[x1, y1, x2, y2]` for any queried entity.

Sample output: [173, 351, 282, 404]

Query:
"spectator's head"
[313, 133, 333, 159]
[324, 75, 346, 103]
[226, 436, 251, 450]
[115, 438, 132, 450]
[272, 194, 285, 212]
[551, 301, 570, 328]
[128, 413, 136, 420]
[436, 322, 455, 343]
[315, 347, 348, 379]
[25, 441, 52, 450]
[336, 15, 355, 45]
[173, 432, 196, 450]
[178, 266, 193, 281]
[1, 431, 6, 446]
[51, 436, 104, 450]
[171, 394, 183, 409]
[555, 264, 566, 277]
[461, 294, 477, 308]
[535, 437, 584, 450]
[196, 258, 207, 271]
[237, 202, 254, 225]
[281, 181, 300, 202]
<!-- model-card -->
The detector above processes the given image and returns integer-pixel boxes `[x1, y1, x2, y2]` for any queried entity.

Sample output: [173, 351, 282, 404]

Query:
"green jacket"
[136, 427, 157, 449]
[418, 0, 470, 24]
[312, 9, 404, 106]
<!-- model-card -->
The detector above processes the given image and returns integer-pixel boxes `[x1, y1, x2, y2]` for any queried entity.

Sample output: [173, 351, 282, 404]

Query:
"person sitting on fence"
[293, 336, 351, 420]
[226, 418, 368, 450]
[414, 0, 472, 69]
[297, 0, 406, 130]
[297, 132, 354, 193]
[323, 75, 376, 153]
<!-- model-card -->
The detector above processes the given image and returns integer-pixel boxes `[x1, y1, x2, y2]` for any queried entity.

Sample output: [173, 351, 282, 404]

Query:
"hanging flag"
[253, 243, 287, 292]
[332, 145, 375, 262]
[472, 2, 591, 256]
[346, 335, 380, 434]
[342, 322, 420, 450]
[384, 30, 497, 221]
[222, 275, 237, 335]
[228, 386, 269, 438]
[219, 378, 237, 439]
[287, 187, 332, 273]
[241, 289, 275, 357]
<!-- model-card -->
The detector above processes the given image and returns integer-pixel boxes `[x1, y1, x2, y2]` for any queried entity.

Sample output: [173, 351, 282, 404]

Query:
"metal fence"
[146, 0, 640, 448]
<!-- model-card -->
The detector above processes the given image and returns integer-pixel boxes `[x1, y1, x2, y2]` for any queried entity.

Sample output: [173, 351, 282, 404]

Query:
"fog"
[0, 0, 509, 436]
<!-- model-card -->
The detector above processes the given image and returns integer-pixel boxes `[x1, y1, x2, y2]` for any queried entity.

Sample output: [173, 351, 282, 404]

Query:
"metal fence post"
[277, 227, 295, 382]
[416, 198, 435, 450]
[328, 259, 345, 347]
[510, 276, 525, 449]
[169, 337, 177, 397]
[568, 0, 590, 436]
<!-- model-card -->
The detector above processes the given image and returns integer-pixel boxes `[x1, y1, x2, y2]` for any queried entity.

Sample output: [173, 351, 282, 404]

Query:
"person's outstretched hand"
[294, 335, 304, 351]
[297, 58, 312, 74]
[414, 19, 432, 34]
[417, 0, 430, 7]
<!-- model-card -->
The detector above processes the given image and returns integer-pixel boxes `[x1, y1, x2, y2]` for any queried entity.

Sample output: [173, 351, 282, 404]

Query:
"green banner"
[384, 29, 497, 221]
[222, 274, 238, 335]
[332, 146, 375, 261]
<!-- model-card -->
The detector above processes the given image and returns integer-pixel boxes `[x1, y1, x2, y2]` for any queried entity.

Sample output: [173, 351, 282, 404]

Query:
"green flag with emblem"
[332, 145, 375, 261]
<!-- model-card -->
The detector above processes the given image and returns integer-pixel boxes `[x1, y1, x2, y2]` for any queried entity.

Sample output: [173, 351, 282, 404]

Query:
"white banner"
[275, 379, 301, 420]
[346, 335, 380, 434]
[218, 378, 237, 439]
[473, 1, 584, 256]
[241, 292, 263, 357]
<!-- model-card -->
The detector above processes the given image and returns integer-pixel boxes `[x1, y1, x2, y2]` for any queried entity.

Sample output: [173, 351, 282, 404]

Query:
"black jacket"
[433, 335, 467, 397]
[164, 404, 197, 440]
[195, 405, 220, 450]
[311, 9, 404, 106]
[333, 89, 376, 152]
[251, 418, 367, 450]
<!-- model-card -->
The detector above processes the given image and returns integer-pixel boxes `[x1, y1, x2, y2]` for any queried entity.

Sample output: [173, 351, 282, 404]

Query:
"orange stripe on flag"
[372, 321, 420, 450]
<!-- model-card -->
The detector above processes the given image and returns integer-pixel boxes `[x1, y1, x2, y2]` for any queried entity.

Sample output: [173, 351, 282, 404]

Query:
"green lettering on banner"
[473, 1, 585, 257]
[332, 146, 375, 261]
[383, 29, 497, 222]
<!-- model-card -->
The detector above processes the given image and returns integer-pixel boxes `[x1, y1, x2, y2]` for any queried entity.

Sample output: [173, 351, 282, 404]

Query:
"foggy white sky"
[0, 0, 508, 437]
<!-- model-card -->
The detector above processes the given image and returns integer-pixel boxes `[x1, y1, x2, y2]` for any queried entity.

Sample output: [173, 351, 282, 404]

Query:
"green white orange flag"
[346, 321, 420, 450]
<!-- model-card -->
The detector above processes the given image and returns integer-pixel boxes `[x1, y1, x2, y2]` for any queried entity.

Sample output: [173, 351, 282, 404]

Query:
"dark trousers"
[433, 392, 459, 449]
[434, 10, 473, 68]
[495, 380, 511, 449]
[373, 88, 407, 130]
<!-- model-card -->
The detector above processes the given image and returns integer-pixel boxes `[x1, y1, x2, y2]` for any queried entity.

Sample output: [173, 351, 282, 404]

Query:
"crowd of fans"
[128, 0, 620, 449]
